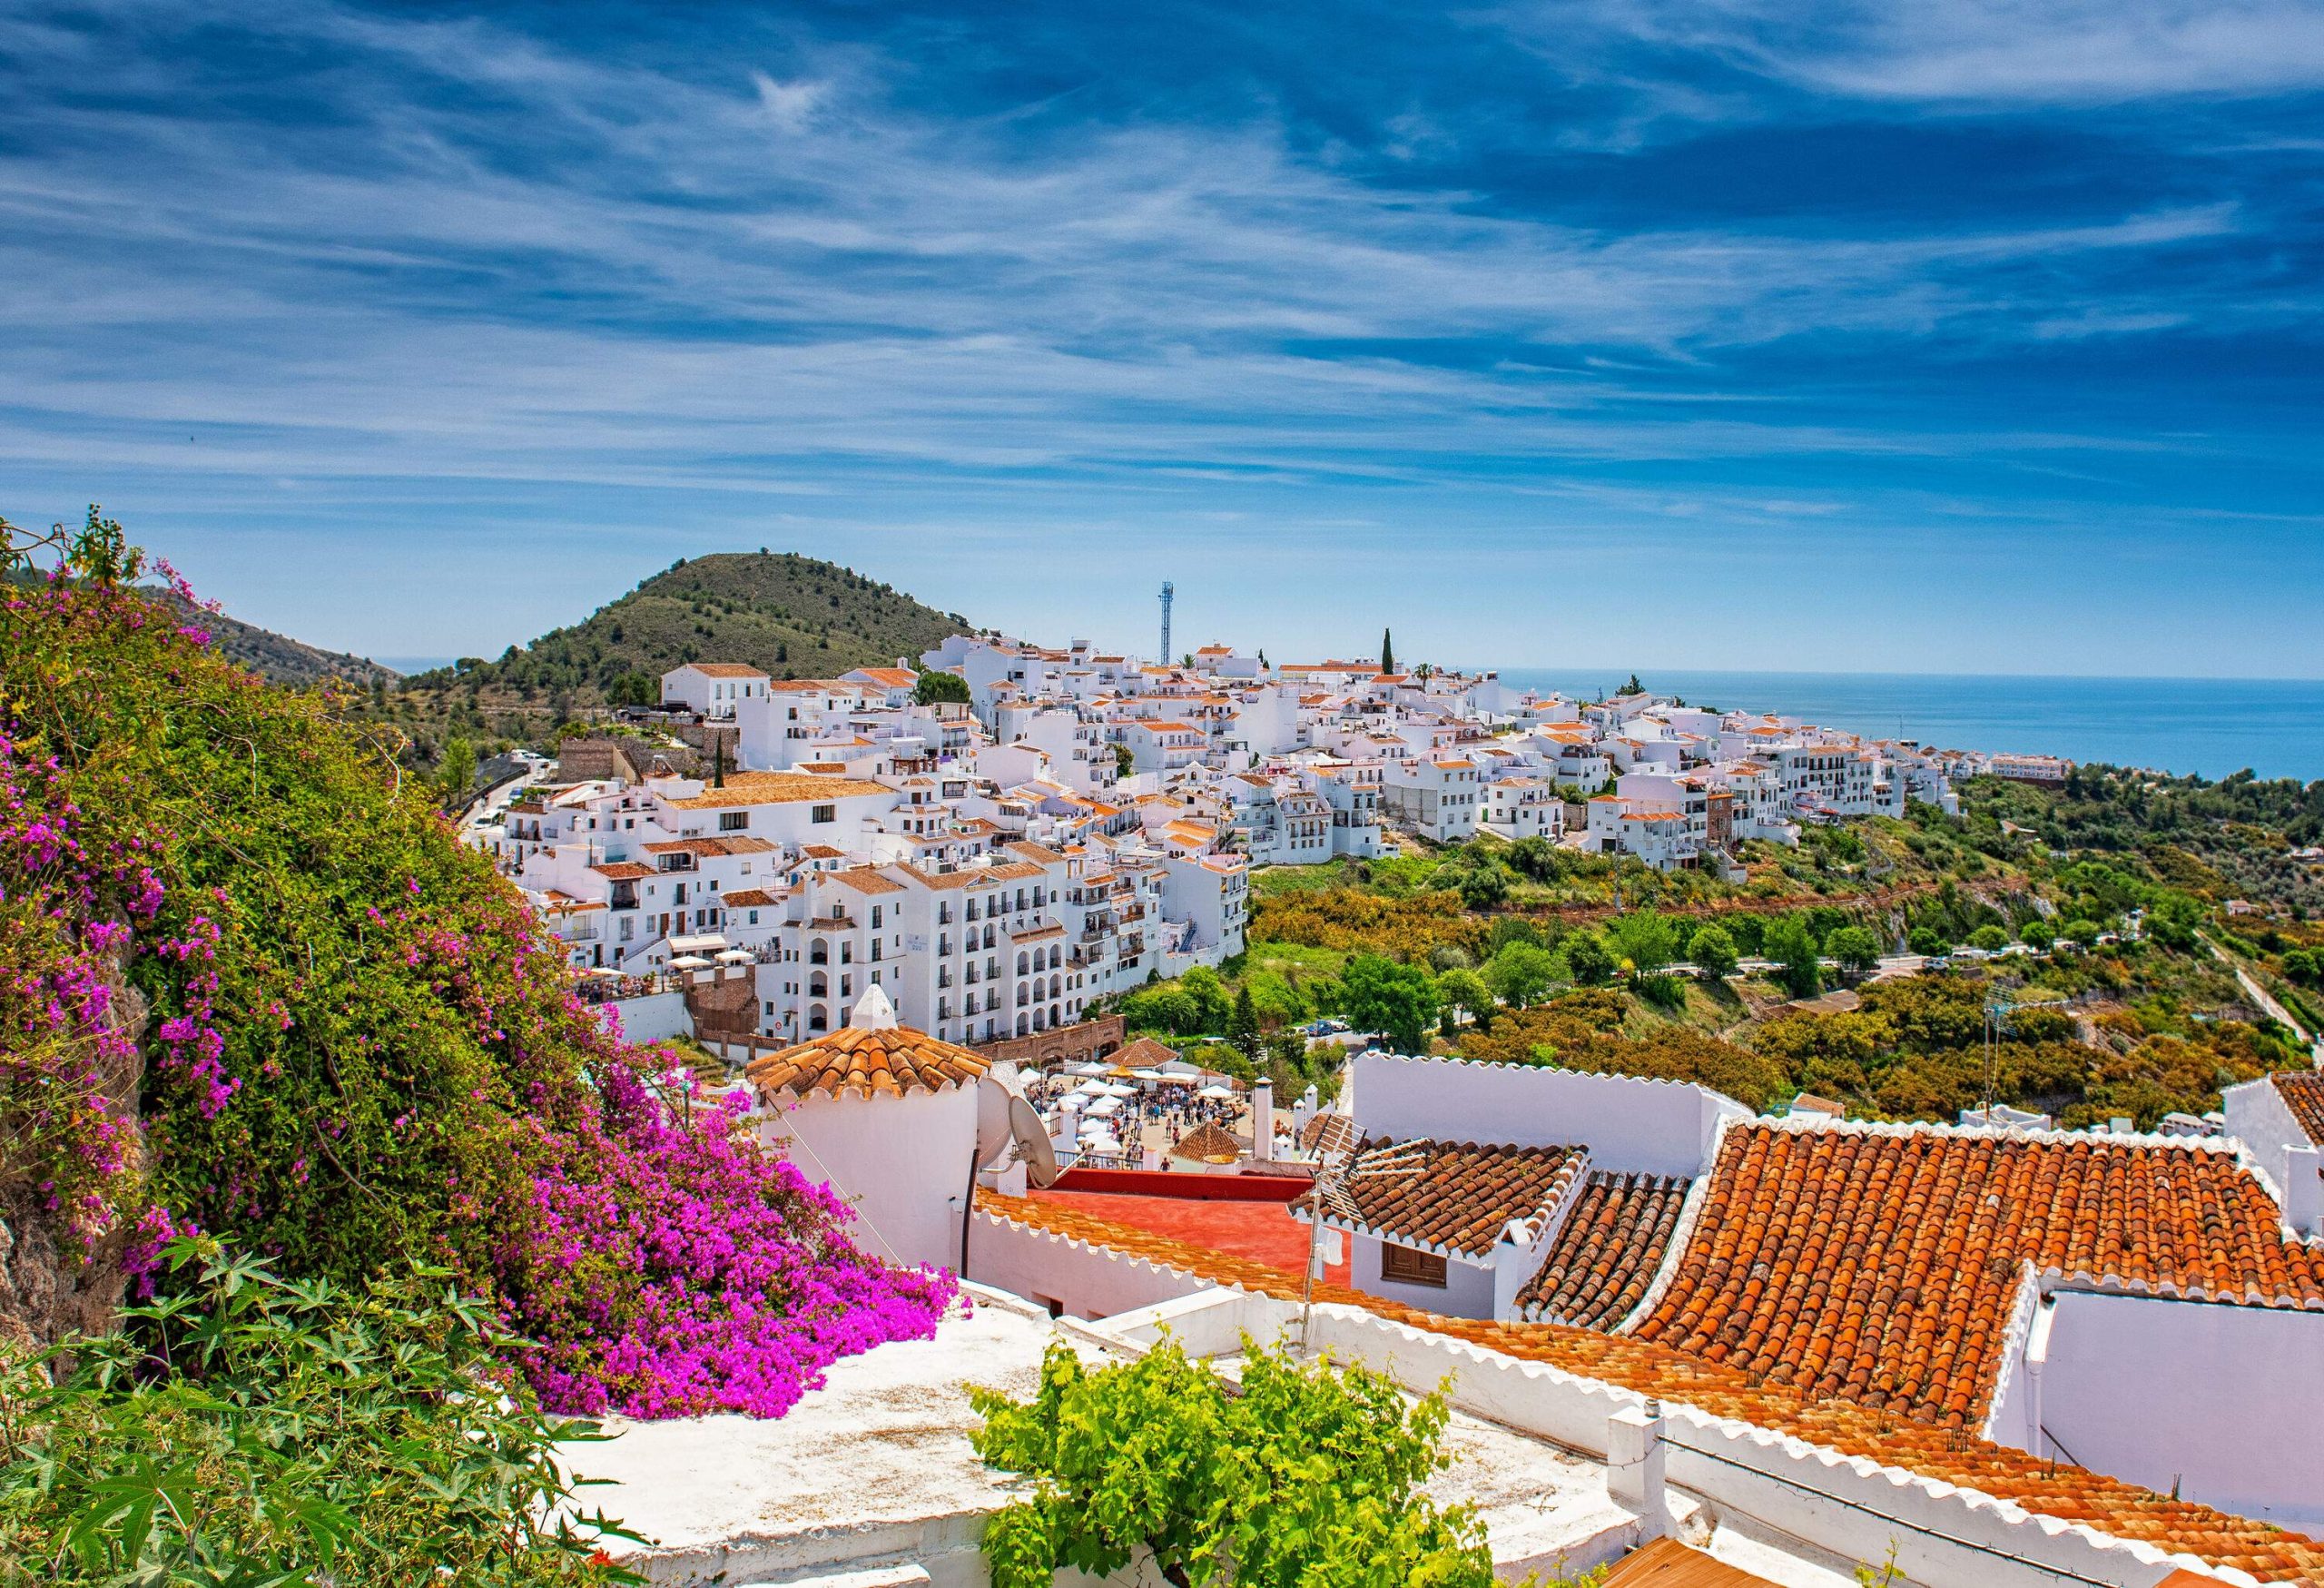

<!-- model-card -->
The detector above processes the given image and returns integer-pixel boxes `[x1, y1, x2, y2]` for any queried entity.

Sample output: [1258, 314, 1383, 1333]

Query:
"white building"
[661, 662, 771, 718]
[1380, 756, 1484, 843]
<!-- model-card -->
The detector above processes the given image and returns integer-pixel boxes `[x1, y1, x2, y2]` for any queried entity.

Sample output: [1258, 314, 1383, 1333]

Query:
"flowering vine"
[3, 507, 957, 1413]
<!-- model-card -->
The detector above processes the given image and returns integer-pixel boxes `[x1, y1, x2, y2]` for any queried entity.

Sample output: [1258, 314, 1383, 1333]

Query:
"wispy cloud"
[1, 0, 2319, 676]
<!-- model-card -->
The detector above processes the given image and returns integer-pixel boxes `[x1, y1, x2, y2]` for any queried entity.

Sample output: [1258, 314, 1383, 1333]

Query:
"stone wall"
[684, 970, 760, 1046]
[974, 1014, 1127, 1070]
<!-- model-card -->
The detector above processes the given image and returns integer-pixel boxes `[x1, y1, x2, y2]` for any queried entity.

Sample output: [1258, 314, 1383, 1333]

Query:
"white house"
[1379, 756, 1483, 843]
[661, 662, 771, 718]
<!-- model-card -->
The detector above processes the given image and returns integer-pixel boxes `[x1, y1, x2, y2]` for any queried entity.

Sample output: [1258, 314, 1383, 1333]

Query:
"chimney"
[1251, 1079, 1275, 1161]
[1607, 1401, 1668, 1534]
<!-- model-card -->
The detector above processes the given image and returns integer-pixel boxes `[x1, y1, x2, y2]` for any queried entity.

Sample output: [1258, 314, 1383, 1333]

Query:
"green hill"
[406, 550, 970, 705]
[175, 597, 401, 690]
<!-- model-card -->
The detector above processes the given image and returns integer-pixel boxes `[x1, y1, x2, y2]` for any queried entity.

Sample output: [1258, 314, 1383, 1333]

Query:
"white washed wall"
[1350, 1054, 1744, 1177]
[760, 1085, 980, 1272]
[2029, 1290, 2324, 1533]
[603, 991, 691, 1042]
[966, 1209, 1213, 1321]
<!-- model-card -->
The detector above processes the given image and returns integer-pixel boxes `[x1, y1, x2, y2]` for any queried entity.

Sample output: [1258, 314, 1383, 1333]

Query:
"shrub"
[971, 1338, 1501, 1588]
[0, 1241, 633, 1587]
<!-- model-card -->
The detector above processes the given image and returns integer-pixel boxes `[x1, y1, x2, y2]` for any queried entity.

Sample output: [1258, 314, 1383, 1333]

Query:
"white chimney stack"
[1251, 1079, 1275, 1162]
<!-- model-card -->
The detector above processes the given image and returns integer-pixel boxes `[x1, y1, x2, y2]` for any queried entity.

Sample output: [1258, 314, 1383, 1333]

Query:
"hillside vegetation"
[410, 549, 966, 704]
[1116, 769, 2319, 1132]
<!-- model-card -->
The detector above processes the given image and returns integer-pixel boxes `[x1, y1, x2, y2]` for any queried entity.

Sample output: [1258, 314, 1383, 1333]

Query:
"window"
[811, 804, 836, 824]
[871, 905, 882, 929]
[719, 811, 749, 832]
[1379, 1243, 1447, 1288]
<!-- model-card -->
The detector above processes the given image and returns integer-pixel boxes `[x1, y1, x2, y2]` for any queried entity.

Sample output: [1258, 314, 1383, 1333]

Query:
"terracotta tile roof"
[589, 862, 655, 881]
[746, 1024, 990, 1100]
[974, 1191, 2324, 1583]
[642, 835, 778, 856]
[1633, 1123, 2324, 1430]
[722, 888, 778, 907]
[665, 772, 892, 809]
[1308, 1139, 1588, 1259]
[1109, 1035, 1181, 1070]
[679, 662, 769, 678]
[2274, 1073, 2324, 1146]
[1172, 1122, 1243, 1162]
[1518, 1172, 1693, 1329]
[830, 867, 903, 895]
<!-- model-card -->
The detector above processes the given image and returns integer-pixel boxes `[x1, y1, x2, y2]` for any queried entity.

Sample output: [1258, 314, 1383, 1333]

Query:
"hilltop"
[407, 550, 969, 703]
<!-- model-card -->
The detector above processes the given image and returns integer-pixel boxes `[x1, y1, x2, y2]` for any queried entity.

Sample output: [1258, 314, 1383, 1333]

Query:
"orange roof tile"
[747, 1024, 990, 1100]
[1308, 1139, 1587, 1259]
[2274, 1073, 2324, 1146]
[665, 772, 892, 808]
[1518, 1172, 1692, 1329]
[1171, 1122, 1244, 1162]
[1634, 1123, 2324, 1430]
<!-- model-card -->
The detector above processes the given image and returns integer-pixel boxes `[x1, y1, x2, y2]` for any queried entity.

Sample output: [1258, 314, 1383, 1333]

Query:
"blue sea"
[1488, 669, 2324, 784]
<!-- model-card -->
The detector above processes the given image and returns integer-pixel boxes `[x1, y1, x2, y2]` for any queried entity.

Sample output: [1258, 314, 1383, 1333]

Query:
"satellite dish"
[1008, 1095, 1062, 1189]
[975, 1077, 1017, 1169]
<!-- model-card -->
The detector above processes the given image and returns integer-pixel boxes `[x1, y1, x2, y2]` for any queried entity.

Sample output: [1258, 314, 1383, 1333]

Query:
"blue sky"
[4, 0, 2321, 676]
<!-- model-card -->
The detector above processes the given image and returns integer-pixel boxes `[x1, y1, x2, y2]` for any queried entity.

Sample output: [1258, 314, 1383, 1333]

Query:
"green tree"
[437, 735, 478, 810]
[1906, 924, 1953, 958]
[1603, 910, 1678, 977]
[605, 670, 658, 708]
[1484, 942, 1560, 1010]
[1441, 844, 1509, 910]
[971, 1338, 1499, 1588]
[1765, 915, 1823, 997]
[1178, 966, 1235, 1033]
[1380, 627, 1395, 675]
[1562, 930, 1616, 987]
[2021, 917, 2058, 950]
[1124, 987, 1201, 1035]
[1227, 982, 1264, 1061]
[1340, 953, 1441, 1054]
[914, 669, 973, 706]
[1968, 924, 2010, 952]
[1436, 967, 1496, 1032]
[1826, 923, 1883, 977]
[1687, 923, 1739, 981]
[2062, 916, 2104, 947]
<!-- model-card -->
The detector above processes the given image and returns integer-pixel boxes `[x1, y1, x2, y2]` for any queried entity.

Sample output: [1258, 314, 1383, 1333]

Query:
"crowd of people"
[1024, 1066, 1251, 1165]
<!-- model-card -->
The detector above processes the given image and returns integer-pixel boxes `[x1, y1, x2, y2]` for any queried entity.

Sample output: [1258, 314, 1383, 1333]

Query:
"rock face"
[0, 942, 147, 1355]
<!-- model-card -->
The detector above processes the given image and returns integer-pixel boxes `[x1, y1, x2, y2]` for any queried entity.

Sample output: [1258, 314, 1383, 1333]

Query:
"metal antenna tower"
[1158, 580, 1175, 665]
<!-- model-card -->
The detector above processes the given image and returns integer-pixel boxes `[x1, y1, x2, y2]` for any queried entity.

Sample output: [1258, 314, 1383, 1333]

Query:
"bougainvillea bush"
[0, 510, 955, 1418]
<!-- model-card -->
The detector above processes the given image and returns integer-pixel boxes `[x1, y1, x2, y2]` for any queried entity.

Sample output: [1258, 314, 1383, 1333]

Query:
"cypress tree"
[1380, 628, 1394, 675]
